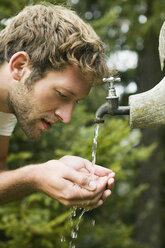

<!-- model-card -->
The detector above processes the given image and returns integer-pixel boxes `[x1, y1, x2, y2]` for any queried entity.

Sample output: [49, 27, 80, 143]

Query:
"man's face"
[8, 66, 91, 140]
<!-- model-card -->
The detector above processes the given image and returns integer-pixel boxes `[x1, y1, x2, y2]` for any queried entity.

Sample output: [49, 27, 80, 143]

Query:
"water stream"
[91, 123, 99, 179]
[61, 123, 100, 248]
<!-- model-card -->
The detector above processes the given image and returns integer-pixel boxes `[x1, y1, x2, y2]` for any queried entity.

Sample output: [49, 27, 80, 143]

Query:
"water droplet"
[91, 219, 96, 226]
[71, 229, 77, 239]
[69, 241, 76, 248]
[60, 235, 66, 242]
[72, 206, 77, 217]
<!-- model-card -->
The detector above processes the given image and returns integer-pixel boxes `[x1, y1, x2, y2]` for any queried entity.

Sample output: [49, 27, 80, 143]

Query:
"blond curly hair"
[0, 3, 110, 84]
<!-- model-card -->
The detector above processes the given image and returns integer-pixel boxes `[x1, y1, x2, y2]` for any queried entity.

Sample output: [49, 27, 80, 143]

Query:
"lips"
[41, 119, 52, 130]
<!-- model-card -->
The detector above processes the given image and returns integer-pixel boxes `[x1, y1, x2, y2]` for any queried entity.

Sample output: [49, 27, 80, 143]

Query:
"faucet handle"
[103, 77, 121, 99]
[103, 76, 121, 84]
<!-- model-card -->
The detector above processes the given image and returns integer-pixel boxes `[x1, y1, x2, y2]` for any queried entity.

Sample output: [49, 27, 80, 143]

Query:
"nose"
[55, 102, 75, 123]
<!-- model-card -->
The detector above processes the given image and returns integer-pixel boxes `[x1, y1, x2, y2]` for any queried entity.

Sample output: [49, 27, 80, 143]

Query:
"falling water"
[61, 124, 100, 248]
[92, 124, 100, 166]
[68, 207, 88, 248]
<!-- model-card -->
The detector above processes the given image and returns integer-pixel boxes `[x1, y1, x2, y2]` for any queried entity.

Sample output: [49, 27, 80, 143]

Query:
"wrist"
[20, 164, 42, 192]
[27, 161, 53, 191]
[0, 164, 42, 204]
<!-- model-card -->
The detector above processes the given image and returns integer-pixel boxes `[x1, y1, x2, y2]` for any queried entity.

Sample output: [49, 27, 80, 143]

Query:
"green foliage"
[0, 194, 72, 248]
[78, 221, 149, 248]
[0, 0, 159, 247]
[1, 102, 154, 247]
[54, 114, 154, 248]
[76, 0, 165, 52]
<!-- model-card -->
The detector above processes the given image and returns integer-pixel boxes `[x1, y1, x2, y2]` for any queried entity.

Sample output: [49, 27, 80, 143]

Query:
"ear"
[9, 52, 31, 81]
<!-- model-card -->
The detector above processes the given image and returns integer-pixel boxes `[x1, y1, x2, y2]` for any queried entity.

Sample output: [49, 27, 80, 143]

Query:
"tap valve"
[103, 76, 121, 113]
[103, 77, 121, 99]
[94, 76, 130, 123]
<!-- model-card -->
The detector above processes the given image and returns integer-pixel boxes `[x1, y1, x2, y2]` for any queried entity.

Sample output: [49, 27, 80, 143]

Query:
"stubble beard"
[8, 84, 44, 140]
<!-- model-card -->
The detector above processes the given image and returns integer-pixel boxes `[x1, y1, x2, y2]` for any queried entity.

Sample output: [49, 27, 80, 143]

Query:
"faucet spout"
[94, 102, 130, 123]
[94, 102, 110, 123]
[94, 76, 130, 123]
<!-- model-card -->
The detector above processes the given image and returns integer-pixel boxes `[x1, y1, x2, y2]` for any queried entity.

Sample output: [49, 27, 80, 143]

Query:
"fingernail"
[98, 199, 103, 206]
[89, 181, 96, 190]
[110, 172, 115, 177]
[107, 189, 111, 196]
[109, 178, 114, 184]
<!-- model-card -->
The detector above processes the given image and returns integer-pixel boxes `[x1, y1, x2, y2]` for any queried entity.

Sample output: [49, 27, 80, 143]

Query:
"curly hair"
[0, 3, 110, 84]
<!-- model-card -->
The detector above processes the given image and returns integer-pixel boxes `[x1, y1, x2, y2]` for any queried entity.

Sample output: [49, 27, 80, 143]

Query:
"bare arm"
[0, 135, 37, 204]
[0, 164, 37, 204]
[0, 135, 9, 170]
[0, 136, 115, 208]
[0, 160, 113, 208]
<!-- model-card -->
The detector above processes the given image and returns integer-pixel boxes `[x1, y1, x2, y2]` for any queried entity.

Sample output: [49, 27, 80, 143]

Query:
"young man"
[0, 4, 115, 209]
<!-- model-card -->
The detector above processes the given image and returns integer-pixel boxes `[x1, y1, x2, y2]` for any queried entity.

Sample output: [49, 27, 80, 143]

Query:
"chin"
[27, 132, 44, 140]
[27, 135, 42, 141]
[22, 127, 44, 140]
[19, 121, 45, 140]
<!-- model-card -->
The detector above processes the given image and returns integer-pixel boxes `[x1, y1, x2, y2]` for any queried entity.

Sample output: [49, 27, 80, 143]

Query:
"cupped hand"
[34, 156, 115, 209]
[59, 155, 115, 205]
[60, 155, 115, 187]
[34, 159, 106, 209]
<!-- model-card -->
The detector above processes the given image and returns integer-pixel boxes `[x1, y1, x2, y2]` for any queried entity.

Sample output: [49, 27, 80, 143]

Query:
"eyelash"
[56, 90, 79, 104]
[56, 90, 67, 98]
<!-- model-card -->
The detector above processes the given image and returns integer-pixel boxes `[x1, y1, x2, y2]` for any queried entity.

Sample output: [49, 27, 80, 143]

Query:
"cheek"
[34, 90, 59, 110]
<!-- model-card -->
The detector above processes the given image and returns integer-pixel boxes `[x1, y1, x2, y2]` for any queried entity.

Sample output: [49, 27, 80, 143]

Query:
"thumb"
[64, 168, 97, 191]
[94, 165, 112, 177]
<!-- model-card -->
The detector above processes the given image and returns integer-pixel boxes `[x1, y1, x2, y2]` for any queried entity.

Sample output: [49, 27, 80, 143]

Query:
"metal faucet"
[94, 77, 130, 123]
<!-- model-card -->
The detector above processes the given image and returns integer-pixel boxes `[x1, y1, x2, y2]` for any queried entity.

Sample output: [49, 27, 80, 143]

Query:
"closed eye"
[56, 90, 67, 98]
[56, 89, 79, 103]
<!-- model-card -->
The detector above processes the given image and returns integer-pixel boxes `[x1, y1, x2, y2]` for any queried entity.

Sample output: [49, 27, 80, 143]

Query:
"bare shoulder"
[0, 135, 10, 170]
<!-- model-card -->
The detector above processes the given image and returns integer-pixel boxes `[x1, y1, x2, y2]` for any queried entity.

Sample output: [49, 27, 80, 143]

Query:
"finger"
[59, 155, 84, 170]
[74, 177, 109, 205]
[107, 178, 115, 190]
[82, 158, 95, 173]
[72, 180, 104, 201]
[101, 189, 111, 201]
[87, 188, 112, 210]
[109, 172, 116, 178]
[60, 174, 109, 208]
[94, 165, 113, 177]
[64, 182, 105, 208]
[85, 161, 114, 178]
[85, 199, 104, 210]
[83, 159, 112, 176]
[73, 193, 103, 209]
[63, 166, 97, 191]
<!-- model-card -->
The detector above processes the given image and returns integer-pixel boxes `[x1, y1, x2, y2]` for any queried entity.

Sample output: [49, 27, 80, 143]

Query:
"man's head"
[8, 64, 91, 140]
[0, 3, 109, 85]
[0, 3, 110, 140]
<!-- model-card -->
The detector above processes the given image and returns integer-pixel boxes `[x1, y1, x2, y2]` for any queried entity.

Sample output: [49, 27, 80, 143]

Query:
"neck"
[0, 63, 12, 113]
